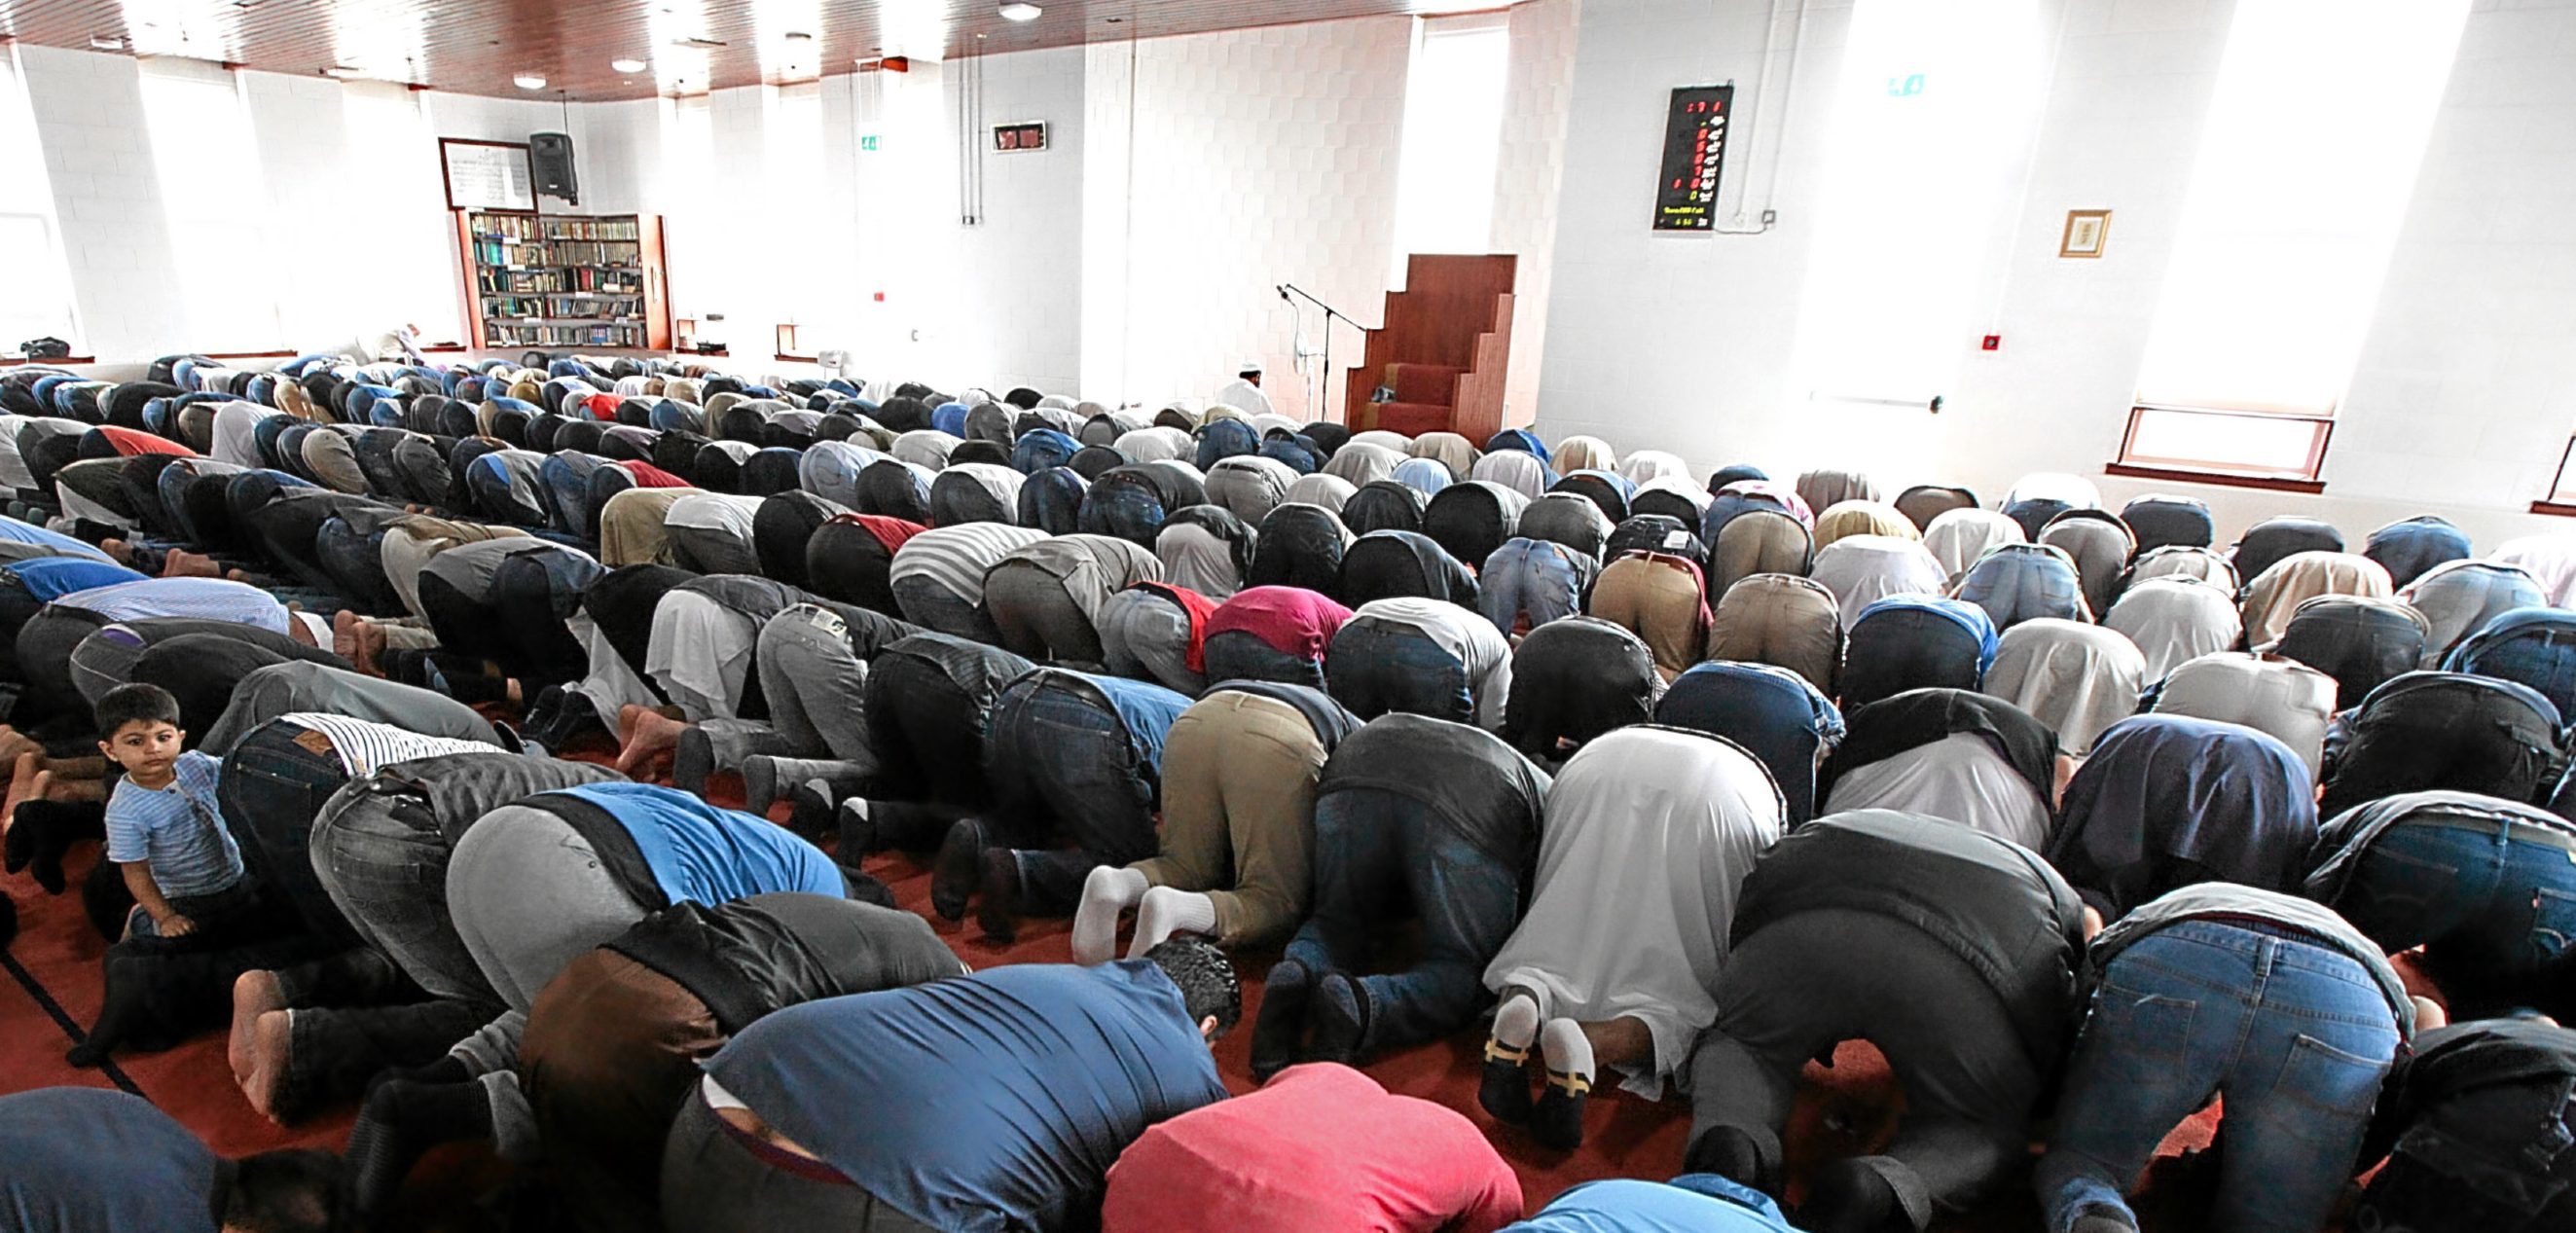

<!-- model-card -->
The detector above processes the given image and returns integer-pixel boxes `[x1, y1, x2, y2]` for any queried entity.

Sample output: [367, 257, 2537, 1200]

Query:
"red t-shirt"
[1101, 1064, 1522, 1233]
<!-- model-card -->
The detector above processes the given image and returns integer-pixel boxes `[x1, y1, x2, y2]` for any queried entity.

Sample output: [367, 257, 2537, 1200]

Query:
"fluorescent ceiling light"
[998, 3, 1042, 21]
[90, 35, 125, 50]
[514, 72, 548, 90]
[322, 65, 363, 78]
[611, 57, 648, 72]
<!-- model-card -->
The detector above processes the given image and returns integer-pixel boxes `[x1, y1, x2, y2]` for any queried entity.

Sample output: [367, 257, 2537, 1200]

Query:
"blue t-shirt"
[4, 557, 145, 599]
[103, 750, 242, 899]
[0, 1088, 218, 1232]
[1502, 1177, 1800, 1232]
[706, 961, 1230, 1232]
[553, 782, 840, 906]
[0, 517, 112, 562]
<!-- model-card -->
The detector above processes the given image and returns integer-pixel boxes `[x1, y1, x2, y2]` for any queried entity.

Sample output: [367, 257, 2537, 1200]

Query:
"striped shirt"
[103, 751, 244, 898]
[54, 577, 290, 635]
[276, 713, 500, 777]
[889, 524, 1049, 602]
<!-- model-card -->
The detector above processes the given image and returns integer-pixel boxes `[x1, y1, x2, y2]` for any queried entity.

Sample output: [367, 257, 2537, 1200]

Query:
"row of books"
[476, 268, 644, 295]
[483, 323, 649, 347]
[465, 214, 643, 242]
[479, 295, 647, 319]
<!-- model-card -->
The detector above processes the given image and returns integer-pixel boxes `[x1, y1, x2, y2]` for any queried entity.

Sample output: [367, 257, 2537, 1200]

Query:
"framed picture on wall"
[2060, 209, 2112, 258]
[442, 138, 537, 212]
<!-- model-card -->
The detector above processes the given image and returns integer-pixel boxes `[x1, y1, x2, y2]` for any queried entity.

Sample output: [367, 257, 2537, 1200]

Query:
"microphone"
[1277, 284, 1291, 303]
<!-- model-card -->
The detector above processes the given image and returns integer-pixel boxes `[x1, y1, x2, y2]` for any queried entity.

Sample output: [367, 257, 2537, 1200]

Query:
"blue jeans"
[1282, 786, 1521, 1054]
[2330, 820, 2576, 1017]
[985, 680, 1158, 915]
[2451, 623, 2576, 725]
[1203, 633, 1324, 690]
[2036, 921, 2402, 1233]
[216, 722, 360, 948]
[1324, 621, 1471, 723]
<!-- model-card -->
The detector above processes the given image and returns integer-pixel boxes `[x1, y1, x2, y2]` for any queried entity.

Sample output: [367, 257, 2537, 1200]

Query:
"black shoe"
[1798, 1157, 1910, 1233]
[1251, 959, 1315, 1081]
[521, 684, 564, 732]
[526, 688, 605, 751]
[346, 1079, 493, 1217]
[1531, 1055, 1593, 1152]
[1683, 1125, 1773, 1192]
[1304, 971, 1369, 1066]
[976, 847, 1022, 943]
[672, 727, 715, 796]
[1477, 1034, 1536, 1126]
[829, 794, 872, 852]
[930, 818, 987, 922]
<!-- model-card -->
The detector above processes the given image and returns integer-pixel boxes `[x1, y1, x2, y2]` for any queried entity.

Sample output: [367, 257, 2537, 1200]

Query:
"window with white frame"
[658, 94, 723, 347]
[1388, 13, 1511, 281]
[0, 49, 81, 353]
[2120, 0, 2472, 481]
[765, 82, 826, 353]
[137, 57, 284, 351]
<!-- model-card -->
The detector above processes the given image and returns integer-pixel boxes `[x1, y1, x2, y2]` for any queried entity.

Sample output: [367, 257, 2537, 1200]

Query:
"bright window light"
[342, 83, 463, 343]
[2132, 0, 2471, 421]
[0, 50, 80, 350]
[1388, 14, 1510, 281]
[1790, 0, 2046, 416]
[138, 58, 283, 350]
[765, 82, 826, 327]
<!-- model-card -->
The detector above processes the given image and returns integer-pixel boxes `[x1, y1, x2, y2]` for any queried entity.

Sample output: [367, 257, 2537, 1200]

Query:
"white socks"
[1492, 990, 1542, 1052]
[1128, 887, 1220, 958]
[1540, 1017, 1594, 1080]
[1070, 867, 1149, 965]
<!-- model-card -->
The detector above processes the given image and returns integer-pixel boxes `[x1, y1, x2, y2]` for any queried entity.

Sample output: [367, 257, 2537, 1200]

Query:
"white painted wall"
[1535, 0, 2576, 546]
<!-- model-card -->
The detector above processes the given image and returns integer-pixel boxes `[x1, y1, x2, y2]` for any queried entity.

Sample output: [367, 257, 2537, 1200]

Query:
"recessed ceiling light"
[513, 72, 547, 90]
[999, 3, 1042, 21]
[611, 57, 648, 72]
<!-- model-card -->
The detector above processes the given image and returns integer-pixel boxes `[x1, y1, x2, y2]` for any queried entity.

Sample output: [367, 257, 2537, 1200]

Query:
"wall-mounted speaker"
[530, 131, 579, 205]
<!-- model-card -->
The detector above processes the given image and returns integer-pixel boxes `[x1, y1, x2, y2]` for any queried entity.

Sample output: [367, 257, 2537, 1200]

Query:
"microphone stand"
[1280, 283, 1364, 421]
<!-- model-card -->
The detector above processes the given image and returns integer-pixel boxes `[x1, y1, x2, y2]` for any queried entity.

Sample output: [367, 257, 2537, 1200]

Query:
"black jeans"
[984, 683, 1158, 916]
[274, 949, 496, 1118]
[218, 722, 359, 949]
[2357, 1074, 2576, 1232]
[1282, 786, 1522, 1054]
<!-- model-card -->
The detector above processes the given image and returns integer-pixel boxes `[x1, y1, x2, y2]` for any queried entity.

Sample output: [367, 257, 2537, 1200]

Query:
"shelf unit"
[454, 210, 672, 350]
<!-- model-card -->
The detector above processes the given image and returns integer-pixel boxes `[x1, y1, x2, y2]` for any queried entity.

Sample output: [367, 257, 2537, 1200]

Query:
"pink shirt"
[1204, 586, 1354, 660]
[1102, 1064, 1522, 1233]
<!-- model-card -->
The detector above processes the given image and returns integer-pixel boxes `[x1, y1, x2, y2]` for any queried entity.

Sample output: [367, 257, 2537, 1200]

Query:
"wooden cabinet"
[454, 210, 671, 351]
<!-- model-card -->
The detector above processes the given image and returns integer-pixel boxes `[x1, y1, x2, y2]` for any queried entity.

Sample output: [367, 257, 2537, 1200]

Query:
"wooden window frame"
[2109, 402, 2333, 493]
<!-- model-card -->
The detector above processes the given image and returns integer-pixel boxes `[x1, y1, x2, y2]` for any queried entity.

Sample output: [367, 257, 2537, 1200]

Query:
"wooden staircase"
[1343, 254, 1517, 441]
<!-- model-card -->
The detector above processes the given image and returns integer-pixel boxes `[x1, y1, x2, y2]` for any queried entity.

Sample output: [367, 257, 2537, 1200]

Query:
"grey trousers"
[446, 805, 650, 1163]
[984, 562, 1104, 668]
[1687, 908, 2043, 1232]
[661, 1092, 938, 1232]
[755, 604, 877, 764]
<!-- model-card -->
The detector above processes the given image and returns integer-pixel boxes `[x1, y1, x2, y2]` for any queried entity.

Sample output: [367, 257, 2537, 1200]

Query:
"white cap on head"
[1237, 360, 1262, 376]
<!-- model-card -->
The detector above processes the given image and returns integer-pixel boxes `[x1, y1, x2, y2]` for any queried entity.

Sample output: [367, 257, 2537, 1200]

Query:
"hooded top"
[1205, 586, 1354, 662]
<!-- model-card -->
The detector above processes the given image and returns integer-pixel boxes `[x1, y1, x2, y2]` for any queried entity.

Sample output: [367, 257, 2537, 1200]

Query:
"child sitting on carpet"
[96, 683, 254, 940]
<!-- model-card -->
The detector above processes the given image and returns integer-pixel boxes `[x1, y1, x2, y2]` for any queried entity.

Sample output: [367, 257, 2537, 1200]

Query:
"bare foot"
[241, 1009, 292, 1123]
[99, 538, 133, 564]
[0, 727, 39, 771]
[615, 709, 690, 777]
[285, 605, 318, 647]
[616, 704, 648, 748]
[230, 970, 287, 1083]
[2, 755, 42, 820]
[224, 568, 255, 583]
[335, 611, 386, 675]
[159, 550, 220, 579]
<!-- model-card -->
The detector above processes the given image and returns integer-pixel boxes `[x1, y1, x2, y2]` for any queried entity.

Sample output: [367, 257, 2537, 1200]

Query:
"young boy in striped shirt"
[94, 683, 249, 940]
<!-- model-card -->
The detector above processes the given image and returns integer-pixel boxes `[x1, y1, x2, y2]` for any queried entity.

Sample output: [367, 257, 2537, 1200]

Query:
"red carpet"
[0, 746, 2244, 1232]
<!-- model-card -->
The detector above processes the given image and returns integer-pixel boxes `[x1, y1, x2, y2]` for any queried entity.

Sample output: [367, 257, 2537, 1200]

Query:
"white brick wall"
[19, 45, 187, 359]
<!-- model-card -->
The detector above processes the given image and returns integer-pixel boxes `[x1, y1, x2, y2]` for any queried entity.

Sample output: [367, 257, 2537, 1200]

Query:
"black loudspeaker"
[530, 131, 579, 204]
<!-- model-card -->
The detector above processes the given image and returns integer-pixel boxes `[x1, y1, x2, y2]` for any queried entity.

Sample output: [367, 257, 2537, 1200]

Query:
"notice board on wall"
[1652, 85, 1734, 232]
[442, 138, 537, 212]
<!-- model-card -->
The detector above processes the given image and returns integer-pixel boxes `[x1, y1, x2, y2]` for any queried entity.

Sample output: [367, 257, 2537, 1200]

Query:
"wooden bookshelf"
[455, 210, 672, 350]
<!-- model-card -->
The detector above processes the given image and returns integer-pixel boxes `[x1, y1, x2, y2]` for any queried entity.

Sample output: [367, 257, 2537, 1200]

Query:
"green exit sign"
[860, 133, 882, 152]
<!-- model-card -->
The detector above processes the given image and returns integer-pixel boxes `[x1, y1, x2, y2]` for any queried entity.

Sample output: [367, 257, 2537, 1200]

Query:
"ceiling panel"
[0, 0, 1489, 100]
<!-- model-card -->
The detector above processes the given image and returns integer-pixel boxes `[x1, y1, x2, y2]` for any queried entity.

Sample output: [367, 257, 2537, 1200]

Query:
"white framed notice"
[442, 138, 537, 211]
